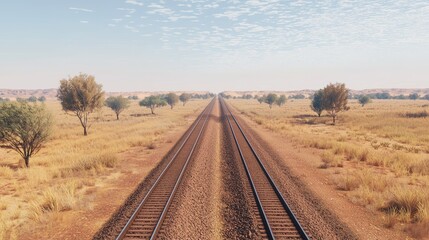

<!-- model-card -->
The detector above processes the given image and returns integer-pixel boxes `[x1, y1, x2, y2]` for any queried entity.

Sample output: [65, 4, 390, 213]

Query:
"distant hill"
[1, 88, 429, 101]
[223, 89, 429, 98]
[0, 89, 213, 100]
[0, 89, 58, 100]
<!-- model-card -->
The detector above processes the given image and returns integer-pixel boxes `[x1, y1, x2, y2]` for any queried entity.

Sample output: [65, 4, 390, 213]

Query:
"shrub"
[320, 151, 343, 168]
[403, 111, 428, 118]
[384, 187, 429, 223]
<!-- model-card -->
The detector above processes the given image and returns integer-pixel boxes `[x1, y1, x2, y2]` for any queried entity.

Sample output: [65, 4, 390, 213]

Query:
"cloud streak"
[125, 0, 144, 7]
[69, 7, 93, 13]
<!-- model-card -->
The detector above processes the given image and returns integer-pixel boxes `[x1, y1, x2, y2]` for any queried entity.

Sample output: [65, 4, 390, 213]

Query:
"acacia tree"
[257, 95, 266, 104]
[57, 73, 105, 136]
[38, 96, 46, 102]
[276, 94, 286, 107]
[311, 89, 324, 117]
[322, 83, 349, 125]
[265, 93, 278, 109]
[0, 102, 52, 167]
[105, 96, 130, 120]
[179, 93, 191, 106]
[358, 95, 370, 107]
[139, 95, 167, 114]
[409, 93, 419, 100]
[165, 93, 179, 109]
[28, 96, 37, 102]
[424, 94, 429, 100]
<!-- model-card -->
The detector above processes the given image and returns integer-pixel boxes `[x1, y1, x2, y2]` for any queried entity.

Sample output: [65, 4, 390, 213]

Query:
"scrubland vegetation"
[0, 97, 209, 239]
[228, 98, 429, 235]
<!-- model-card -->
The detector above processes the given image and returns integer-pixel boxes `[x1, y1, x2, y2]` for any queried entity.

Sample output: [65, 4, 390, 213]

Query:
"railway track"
[220, 97, 310, 240]
[116, 98, 215, 240]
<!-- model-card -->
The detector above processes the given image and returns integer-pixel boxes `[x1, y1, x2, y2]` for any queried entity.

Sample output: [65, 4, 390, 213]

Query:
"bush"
[384, 188, 429, 223]
[403, 111, 428, 118]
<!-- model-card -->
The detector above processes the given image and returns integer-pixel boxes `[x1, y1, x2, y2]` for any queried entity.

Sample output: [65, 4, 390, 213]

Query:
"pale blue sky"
[0, 0, 428, 92]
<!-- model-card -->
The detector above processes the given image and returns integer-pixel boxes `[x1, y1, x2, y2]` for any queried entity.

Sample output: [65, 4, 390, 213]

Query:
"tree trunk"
[84, 126, 88, 136]
[171, 105, 173, 109]
[333, 115, 336, 125]
[183, 102, 186, 106]
[24, 156, 30, 168]
[318, 112, 321, 117]
[116, 113, 119, 120]
[151, 107, 155, 114]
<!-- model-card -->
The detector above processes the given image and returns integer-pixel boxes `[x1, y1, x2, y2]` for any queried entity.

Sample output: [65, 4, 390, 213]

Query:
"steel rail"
[221, 97, 309, 240]
[116, 98, 215, 239]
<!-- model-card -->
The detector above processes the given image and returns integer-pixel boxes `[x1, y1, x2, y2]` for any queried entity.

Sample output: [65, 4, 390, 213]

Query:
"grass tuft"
[383, 187, 429, 223]
[320, 151, 343, 168]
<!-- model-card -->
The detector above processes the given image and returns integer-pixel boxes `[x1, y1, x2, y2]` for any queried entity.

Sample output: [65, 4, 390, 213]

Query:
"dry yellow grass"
[229, 99, 429, 230]
[0, 99, 208, 239]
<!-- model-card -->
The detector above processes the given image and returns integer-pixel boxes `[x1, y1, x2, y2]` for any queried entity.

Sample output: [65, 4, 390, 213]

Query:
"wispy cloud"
[80, 20, 88, 24]
[125, 25, 139, 33]
[125, 0, 143, 7]
[73, 0, 429, 61]
[69, 7, 93, 13]
[117, 8, 136, 14]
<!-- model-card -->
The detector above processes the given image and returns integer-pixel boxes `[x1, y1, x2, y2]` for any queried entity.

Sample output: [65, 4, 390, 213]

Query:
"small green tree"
[257, 95, 266, 104]
[322, 83, 349, 125]
[264, 93, 278, 109]
[38, 96, 46, 102]
[358, 95, 370, 107]
[57, 73, 105, 136]
[27, 96, 37, 102]
[105, 96, 130, 120]
[0, 97, 10, 102]
[276, 95, 286, 107]
[424, 94, 429, 100]
[243, 94, 253, 99]
[409, 93, 420, 100]
[139, 95, 167, 114]
[179, 93, 191, 106]
[164, 93, 179, 109]
[0, 102, 52, 167]
[311, 89, 324, 117]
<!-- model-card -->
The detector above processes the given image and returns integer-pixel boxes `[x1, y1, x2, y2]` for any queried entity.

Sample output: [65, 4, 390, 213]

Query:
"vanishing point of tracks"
[115, 97, 309, 239]
[220, 97, 309, 240]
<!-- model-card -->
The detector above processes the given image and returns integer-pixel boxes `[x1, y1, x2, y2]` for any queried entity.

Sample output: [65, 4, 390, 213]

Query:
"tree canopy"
[164, 93, 179, 109]
[0, 102, 52, 167]
[179, 93, 191, 106]
[57, 73, 105, 135]
[105, 95, 130, 120]
[257, 95, 266, 104]
[322, 83, 349, 125]
[409, 93, 420, 100]
[139, 95, 167, 114]
[358, 95, 370, 107]
[311, 89, 324, 117]
[264, 93, 278, 109]
[276, 95, 287, 107]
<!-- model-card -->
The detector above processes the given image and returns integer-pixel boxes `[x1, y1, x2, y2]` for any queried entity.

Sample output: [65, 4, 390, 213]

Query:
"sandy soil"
[230, 105, 412, 239]
[159, 98, 223, 239]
